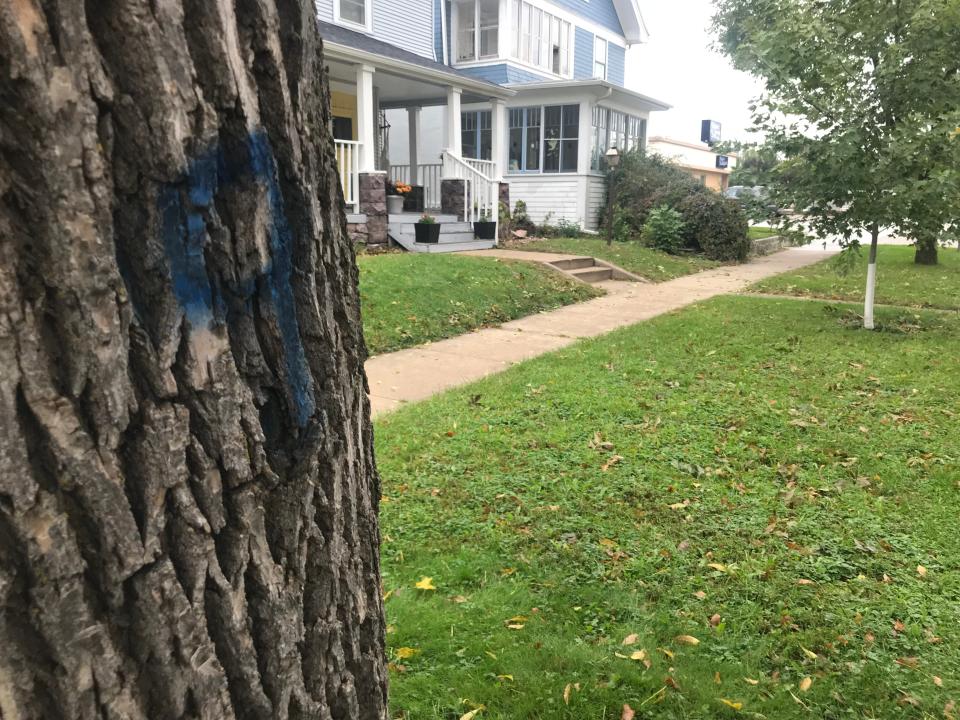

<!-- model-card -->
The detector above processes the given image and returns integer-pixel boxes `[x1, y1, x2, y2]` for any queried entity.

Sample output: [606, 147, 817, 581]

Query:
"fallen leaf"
[932, 676, 943, 687]
[719, 698, 743, 711]
[599, 538, 617, 547]
[630, 649, 647, 661]
[563, 683, 572, 705]
[395, 647, 419, 659]
[714, 671, 722, 684]
[621, 704, 635, 720]
[459, 708, 484, 720]
[451, 595, 469, 603]
[484, 651, 497, 660]
[917, 565, 928, 578]
[676, 635, 700, 646]
[945, 700, 956, 719]
[796, 579, 815, 586]
[743, 677, 759, 685]
[622, 633, 639, 645]
[896, 657, 919, 669]
[710, 614, 722, 626]
[694, 591, 707, 600]
[799, 676, 812, 692]
[496, 674, 513, 682]
[601, 455, 624, 471]
[414, 577, 436, 591]
[800, 646, 818, 661]
[707, 563, 727, 572]
[506, 623, 525, 630]
[665, 676, 681, 690]
[894, 619, 906, 633]
[659, 647, 674, 659]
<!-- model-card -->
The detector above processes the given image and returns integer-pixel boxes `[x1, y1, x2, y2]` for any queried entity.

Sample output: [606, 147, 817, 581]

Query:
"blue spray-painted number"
[156, 129, 316, 427]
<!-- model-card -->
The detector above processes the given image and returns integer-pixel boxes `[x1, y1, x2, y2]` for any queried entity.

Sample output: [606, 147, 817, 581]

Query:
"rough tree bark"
[914, 235, 938, 265]
[0, 1, 388, 718]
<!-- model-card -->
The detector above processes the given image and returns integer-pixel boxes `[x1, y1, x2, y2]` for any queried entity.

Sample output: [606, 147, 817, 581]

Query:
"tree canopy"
[712, 0, 960, 264]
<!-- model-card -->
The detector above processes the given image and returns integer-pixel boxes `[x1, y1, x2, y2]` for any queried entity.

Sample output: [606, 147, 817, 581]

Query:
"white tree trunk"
[864, 225, 880, 330]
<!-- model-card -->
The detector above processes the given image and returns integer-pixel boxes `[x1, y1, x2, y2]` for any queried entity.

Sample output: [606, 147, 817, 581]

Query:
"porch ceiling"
[326, 58, 494, 107]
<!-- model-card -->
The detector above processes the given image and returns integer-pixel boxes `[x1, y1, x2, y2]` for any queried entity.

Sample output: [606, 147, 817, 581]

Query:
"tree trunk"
[0, 2, 387, 719]
[863, 223, 879, 330]
[914, 235, 938, 265]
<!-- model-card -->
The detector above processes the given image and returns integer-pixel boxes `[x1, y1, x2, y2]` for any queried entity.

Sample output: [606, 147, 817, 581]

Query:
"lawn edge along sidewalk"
[365, 248, 836, 416]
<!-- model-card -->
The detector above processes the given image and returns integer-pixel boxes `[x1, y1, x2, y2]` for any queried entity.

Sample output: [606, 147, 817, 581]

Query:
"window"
[510, 105, 579, 173]
[335, 0, 370, 29]
[511, 0, 571, 76]
[543, 105, 579, 172]
[594, 36, 607, 79]
[455, 0, 499, 63]
[461, 110, 492, 160]
[591, 107, 646, 171]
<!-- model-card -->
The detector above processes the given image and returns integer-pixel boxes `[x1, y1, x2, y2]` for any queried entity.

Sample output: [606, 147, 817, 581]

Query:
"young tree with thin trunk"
[713, 0, 960, 328]
[0, 1, 388, 717]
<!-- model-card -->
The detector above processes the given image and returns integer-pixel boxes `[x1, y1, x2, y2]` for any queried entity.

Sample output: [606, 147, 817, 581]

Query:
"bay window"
[509, 105, 579, 173]
[455, 0, 499, 63]
[511, 0, 571, 76]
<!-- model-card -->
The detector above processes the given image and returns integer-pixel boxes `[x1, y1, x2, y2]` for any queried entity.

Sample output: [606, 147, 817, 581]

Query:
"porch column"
[490, 98, 507, 180]
[407, 106, 421, 184]
[444, 86, 462, 157]
[356, 63, 376, 172]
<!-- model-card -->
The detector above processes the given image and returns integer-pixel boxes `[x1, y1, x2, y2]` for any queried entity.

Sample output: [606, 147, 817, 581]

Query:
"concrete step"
[390, 234, 495, 253]
[390, 222, 474, 236]
[388, 213, 459, 224]
[550, 257, 595, 270]
[571, 266, 613, 283]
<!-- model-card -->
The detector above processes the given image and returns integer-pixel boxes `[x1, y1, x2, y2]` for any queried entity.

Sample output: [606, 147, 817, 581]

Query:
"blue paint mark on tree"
[157, 129, 316, 427]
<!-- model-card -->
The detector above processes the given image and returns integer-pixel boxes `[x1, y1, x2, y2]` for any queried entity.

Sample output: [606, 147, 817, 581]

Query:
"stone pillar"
[498, 182, 511, 241]
[359, 171, 388, 247]
[356, 63, 376, 173]
[407, 106, 420, 185]
[441, 179, 466, 221]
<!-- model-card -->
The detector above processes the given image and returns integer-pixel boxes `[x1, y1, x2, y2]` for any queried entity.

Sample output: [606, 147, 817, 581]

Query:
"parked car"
[725, 185, 786, 217]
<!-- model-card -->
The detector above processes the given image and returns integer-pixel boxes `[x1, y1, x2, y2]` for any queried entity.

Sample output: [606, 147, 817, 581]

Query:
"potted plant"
[386, 181, 411, 215]
[473, 208, 497, 240]
[414, 213, 440, 243]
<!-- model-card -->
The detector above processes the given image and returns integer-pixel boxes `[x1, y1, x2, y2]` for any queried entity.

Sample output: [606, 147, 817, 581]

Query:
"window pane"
[480, 28, 498, 57]
[509, 127, 523, 170]
[341, 0, 365, 24]
[457, 0, 476, 61]
[560, 139, 578, 172]
[544, 105, 562, 140]
[480, 127, 492, 160]
[479, 0, 498, 57]
[595, 37, 606, 62]
[562, 104, 579, 138]
[462, 129, 477, 159]
[544, 137, 560, 172]
[525, 108, 540, 171]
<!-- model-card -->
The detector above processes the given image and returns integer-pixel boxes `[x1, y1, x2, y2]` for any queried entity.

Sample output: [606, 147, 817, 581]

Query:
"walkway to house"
[366, 247, 836, 416]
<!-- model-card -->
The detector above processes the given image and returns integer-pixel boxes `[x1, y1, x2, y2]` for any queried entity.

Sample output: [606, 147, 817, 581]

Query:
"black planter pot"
[473, 221, 496, 240]
[414, 223, 441, 244]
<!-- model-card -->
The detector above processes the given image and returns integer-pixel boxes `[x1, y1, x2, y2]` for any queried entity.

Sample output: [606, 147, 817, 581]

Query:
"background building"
[646, 136, 737, 192]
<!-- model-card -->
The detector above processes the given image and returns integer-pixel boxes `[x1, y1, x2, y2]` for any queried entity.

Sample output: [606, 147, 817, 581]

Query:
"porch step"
[550, 256, 595, 270]
[390, 234, 496, 253]
[388, 213, 459, 224]
[393, 222, 474, 236]
[570, 266, 614, 283]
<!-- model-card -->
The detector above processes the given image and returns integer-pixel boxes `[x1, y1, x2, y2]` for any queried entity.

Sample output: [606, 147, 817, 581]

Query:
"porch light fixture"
[605, 146, 620, 167]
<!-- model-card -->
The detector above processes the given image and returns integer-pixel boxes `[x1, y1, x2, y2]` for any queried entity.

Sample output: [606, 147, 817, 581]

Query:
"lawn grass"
[752, 244, 960, 310]
[376, 296, 960, 719]
[504, 236, 720, 282]
[748, 226, 779, 240]
[358, 253, 600, 355]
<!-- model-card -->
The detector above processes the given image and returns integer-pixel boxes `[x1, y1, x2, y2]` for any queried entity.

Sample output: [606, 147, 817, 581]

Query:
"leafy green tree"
[713, 0, 960, 328]
[714, 140, 782, 187]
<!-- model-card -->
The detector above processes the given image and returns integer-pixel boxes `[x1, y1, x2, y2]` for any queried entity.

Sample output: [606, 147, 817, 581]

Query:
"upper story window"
[511, 1, 571, 77]
[593, 36, 607, 79]
[334, 0, 371, 31]
[455, 0, 499, 63]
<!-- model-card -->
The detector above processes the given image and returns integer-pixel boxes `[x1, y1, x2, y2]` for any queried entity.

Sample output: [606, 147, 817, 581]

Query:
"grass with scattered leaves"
[748, 226, 780, 240]
[377, 295, 960, 719]
[504, 237, 720, 282]
[359, 253, 600, 355]
[752, 244, 960, 311]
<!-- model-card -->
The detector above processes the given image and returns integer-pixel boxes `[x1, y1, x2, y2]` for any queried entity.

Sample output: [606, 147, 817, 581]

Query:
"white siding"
[507, 175, 582, 226]
[585, 175, 606, 230]
[316, 0, 434, 59]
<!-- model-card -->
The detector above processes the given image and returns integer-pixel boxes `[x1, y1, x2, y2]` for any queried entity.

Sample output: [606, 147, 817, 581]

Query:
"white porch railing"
[464, 158, 496, 177]
[334, 140, 361, 211]
[388, 163, 443, 209]
[441, 151, 498, 227]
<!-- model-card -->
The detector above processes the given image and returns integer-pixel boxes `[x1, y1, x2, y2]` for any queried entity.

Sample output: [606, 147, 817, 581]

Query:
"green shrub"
[609, 151, 705, 237]
[512, 200, 536, 234]
[678, 193, 751, 261]
[640, 206, 686, 254]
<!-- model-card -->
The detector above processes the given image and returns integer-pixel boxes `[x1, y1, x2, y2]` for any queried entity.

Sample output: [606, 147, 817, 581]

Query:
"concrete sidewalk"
[365, 247, 835, 416]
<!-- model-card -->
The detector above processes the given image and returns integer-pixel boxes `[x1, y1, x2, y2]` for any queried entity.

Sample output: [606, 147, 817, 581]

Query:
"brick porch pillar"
[441, 179, 466, 221]
[359, 171, 388, 248]
[498, 182, 510, 242]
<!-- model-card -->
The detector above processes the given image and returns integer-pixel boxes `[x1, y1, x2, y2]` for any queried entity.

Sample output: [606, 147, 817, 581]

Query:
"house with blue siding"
[317, 0, 669, 250]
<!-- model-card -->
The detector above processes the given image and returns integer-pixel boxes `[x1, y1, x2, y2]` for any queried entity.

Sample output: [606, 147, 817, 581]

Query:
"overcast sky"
[626, 0, 765, 145]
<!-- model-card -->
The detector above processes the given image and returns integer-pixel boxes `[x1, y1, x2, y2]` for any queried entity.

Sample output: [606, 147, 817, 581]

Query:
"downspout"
[439, 0, 449, 65]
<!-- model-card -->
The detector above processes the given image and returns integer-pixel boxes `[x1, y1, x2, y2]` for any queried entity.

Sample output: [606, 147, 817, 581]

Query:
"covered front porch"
[320, 22, 514, 249]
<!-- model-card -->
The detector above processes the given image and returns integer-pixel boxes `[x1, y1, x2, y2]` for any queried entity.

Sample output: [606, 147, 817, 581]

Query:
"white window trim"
[333, 0, 372, 33]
